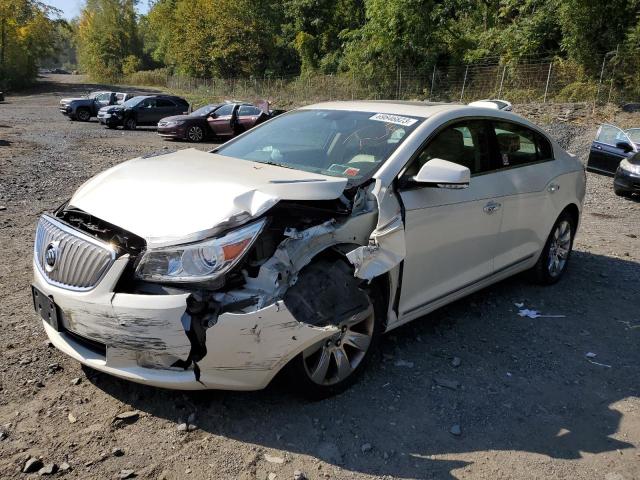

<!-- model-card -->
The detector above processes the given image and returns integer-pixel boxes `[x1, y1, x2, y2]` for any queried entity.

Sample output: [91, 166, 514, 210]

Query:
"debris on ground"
[23, 457, 43, 473]
[38, 463, 58, 476]
[434, 378, 460, 390]
[518, 309, 566, 319]
[394, 359, 414, 368]
[264, 454, 285, 464]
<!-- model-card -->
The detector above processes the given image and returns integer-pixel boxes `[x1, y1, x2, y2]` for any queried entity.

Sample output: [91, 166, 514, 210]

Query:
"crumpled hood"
[69, 148, 348, 247]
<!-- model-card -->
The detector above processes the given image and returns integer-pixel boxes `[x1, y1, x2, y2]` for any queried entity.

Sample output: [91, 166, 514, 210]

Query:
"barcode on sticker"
[370, 113, 418, 126]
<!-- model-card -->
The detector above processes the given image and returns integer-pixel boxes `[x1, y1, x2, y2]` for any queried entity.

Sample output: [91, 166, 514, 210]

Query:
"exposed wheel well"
[309, 244, 391, 330]
[561, 203, 580, 231]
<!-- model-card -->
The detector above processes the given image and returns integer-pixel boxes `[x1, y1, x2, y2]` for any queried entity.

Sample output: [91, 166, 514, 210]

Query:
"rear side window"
[215, 104, 235, 116]
[238, 105, 262, 116]
[156, 99, 175, 107]
[491, 121, 553, 168]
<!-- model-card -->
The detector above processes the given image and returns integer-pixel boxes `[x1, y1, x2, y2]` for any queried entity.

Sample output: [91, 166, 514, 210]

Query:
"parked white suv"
[32, 101, 585, 397]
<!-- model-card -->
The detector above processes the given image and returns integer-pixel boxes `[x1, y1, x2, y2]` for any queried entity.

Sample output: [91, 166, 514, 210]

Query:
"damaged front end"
[34, 178, 407, 390]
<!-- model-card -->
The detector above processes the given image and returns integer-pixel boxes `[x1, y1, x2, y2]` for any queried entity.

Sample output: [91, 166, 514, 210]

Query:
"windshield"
[124, 96, 145, 108]
[216, 109, 422, 182]
[87, 92, 101, 99]
[192, 104, 219, 116]
[625, 128, 640, 143]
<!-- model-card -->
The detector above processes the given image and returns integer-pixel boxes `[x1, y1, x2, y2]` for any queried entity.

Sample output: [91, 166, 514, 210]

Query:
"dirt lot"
[0, 76, 639, 480]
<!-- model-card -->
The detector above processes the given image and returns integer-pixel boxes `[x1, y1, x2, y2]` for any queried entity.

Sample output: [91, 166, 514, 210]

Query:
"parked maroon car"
[157, 101, 280, 142]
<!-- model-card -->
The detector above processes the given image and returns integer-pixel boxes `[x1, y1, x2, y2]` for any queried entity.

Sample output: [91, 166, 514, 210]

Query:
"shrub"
[126, 68, 170, 87]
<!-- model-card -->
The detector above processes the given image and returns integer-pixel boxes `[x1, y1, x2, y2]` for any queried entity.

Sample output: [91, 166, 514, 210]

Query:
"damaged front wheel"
[284, 259, 384, 399]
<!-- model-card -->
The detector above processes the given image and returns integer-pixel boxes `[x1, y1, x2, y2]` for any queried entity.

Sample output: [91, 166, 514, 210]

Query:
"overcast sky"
[44, 0, 150, 20]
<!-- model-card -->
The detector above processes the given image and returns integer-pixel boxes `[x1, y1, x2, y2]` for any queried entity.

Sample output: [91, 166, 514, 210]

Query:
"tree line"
[2, 0, 640, 93]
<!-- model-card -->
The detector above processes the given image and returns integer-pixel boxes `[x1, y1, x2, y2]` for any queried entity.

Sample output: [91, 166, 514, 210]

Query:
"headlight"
[163, 120, 185, 127]
[135, 219, 266, 283]
[620, 159, 640, 175]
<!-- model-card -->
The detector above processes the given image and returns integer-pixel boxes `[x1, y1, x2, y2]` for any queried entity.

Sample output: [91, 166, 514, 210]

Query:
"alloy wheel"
[302, 303, 375, 386]
[548, 220, 571, 277]
[187, 125, 204, 142]
[77, 109, 90, 121]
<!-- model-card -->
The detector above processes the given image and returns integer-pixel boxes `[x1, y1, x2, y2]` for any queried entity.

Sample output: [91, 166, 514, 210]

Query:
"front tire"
[123, 117, 136, 130]
[186, 125, 204, 142]
[76, 108, 91, 122]
[284, 261, 385, 399]
[613, 184, 629, 197]
[530, 211, 575, 285]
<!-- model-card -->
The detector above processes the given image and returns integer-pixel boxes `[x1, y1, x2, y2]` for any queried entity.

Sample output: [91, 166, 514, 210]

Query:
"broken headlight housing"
[135, 219, 266, 283]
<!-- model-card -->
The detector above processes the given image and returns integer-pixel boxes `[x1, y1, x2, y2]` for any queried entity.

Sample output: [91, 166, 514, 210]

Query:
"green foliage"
[125, 67, 169, 86]
[77, 0, 140, 81]
[0, 0, 60, 89]
[555, 82, 598, 103]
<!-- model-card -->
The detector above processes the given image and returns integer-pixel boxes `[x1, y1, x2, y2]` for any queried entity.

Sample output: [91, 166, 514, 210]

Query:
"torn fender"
[197, 301, 338, 389]
[347, 179, 406, 280]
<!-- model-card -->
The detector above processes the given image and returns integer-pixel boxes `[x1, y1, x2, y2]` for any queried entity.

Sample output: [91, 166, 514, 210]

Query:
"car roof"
[301, 100, 470, 118]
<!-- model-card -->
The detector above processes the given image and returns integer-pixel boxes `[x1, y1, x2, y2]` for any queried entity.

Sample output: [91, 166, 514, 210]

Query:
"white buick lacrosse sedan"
[32, 101, 585, 397]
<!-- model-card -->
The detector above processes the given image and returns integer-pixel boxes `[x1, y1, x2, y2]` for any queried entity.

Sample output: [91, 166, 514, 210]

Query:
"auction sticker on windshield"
[370, 113, 418, 126]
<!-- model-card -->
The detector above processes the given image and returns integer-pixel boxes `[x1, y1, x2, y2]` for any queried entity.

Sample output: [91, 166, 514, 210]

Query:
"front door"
[587, 124, 636, 176]
[398, 120, 504, 319]
[137, 98, 156, 124]
[207, 103, 236, 136]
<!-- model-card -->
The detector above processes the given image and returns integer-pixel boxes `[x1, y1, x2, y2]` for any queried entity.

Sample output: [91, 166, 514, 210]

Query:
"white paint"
[69, 149, 347, 247]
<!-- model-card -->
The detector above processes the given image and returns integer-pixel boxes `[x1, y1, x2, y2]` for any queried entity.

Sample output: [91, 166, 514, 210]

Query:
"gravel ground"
[0, 76, 639, 480]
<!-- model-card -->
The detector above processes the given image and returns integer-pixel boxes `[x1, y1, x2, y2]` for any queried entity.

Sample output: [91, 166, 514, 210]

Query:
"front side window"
[405, 120, 491, 178]
[192, 105, 218, 116]
[595, 124, 631, 147]
[491, 121, 553, 168]
[216, 109, 422, 183]
[624, 128, 640, 144]
[215, 104, 235, 116]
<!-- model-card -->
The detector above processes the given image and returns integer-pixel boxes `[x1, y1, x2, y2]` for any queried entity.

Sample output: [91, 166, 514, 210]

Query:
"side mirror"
[209, 112, 218, 119]
[412, 158, 470, 188]
[616, 141, 634, 153]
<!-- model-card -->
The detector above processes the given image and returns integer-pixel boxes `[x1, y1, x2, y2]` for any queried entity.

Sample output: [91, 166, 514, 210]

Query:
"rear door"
[488, 120, 562, 271]
[587, 124, 636, 176]
[153, 98, 178, 124]
[207, 103, 235, 136]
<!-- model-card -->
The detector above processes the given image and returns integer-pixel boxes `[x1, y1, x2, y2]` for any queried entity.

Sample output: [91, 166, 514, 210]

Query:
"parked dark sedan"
[157, 101, 280, 142]
[587, 124, 640, 197]
[98, 95, 189, 130]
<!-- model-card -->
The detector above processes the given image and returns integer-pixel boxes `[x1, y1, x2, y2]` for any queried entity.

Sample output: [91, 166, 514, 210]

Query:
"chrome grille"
[34, 215, 116, 291]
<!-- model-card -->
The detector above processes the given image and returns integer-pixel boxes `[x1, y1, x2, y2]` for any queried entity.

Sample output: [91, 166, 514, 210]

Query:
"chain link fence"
[131, 55, 637, 108]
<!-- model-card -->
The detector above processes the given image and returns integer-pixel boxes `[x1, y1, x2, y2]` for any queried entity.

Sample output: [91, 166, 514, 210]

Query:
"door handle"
[483, 201, 502, 214]
[547, 183, 560, 193]
[595, 144, 602, 150]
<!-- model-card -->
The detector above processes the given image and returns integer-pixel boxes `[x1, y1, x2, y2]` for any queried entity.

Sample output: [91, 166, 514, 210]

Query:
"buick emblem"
[44, 241, 59, 272]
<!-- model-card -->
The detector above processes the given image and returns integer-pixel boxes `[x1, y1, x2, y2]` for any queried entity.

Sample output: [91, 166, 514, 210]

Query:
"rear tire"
[123, 117, 136, 130]
[530, 211, 575, 285]
[76, 108, 91, 122]
[284, 261, 385, 399]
